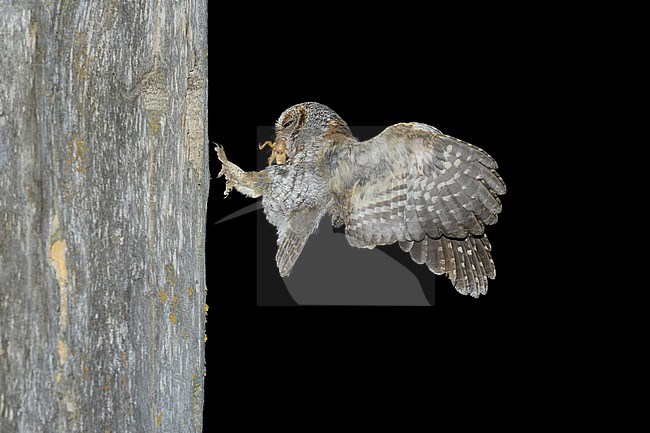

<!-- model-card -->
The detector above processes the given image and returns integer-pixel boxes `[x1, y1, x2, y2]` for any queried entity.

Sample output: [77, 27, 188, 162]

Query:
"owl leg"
[215, 145, 268, 198]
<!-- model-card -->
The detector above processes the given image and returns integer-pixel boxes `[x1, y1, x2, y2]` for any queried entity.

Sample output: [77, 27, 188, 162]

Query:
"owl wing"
[340, 122, 506, 297]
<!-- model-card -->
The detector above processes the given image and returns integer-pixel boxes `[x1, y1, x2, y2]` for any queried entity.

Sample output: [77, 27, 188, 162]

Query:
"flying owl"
[216, 102, 506, 298]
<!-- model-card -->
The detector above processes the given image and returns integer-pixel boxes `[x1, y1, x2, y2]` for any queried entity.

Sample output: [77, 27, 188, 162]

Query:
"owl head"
[274, 102, 354, 159]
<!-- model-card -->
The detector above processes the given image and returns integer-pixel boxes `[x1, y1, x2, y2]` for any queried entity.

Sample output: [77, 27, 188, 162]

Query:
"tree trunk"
[0, 1, 208, 431]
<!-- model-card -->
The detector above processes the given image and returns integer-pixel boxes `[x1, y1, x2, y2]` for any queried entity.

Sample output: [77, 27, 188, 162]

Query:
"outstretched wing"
[340, 123, 506, 297]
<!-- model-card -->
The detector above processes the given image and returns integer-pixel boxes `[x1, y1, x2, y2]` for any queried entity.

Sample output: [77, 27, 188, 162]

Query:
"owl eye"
[282, 118, 294, 128]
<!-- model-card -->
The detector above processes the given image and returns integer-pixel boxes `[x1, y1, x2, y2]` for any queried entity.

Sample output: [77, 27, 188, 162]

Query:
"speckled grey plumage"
[216, 102, 506, 297]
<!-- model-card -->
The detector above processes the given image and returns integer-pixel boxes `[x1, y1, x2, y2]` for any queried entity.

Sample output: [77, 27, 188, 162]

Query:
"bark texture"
[0, 1, 208, 431]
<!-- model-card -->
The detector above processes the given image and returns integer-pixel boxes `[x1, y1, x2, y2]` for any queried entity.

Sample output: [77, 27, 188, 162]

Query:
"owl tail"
[399, 235, 495, 298]
[276, 231, 309, 277]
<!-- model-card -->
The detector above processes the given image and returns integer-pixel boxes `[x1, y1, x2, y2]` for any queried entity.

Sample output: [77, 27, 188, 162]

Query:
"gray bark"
[0, 1, 208, 432]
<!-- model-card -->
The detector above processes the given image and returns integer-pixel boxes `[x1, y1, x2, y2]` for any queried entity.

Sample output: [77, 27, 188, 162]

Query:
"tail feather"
[467, 237, 489, 294]
[459, 239, 479, 297]
[426, 238, 446, 275]
[409, 239, 426, 264]
[475, 235, 495, 279]
[441, 237, 457, 283]
[450, 238, 470, 295]
[405, 234, 496, 297]
[399, 240, 414, 252]
[276, 231, 309, 277]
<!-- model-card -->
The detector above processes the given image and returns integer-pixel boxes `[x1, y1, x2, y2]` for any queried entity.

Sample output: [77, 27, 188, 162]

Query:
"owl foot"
[215, 145, 239, 197]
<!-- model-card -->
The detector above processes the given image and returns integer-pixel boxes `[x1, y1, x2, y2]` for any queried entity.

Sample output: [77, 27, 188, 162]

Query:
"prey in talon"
[215, 102, 506, 298]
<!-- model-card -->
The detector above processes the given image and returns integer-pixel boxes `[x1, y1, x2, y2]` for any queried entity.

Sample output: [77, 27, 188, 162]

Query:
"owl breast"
[262, 160, 331, 233]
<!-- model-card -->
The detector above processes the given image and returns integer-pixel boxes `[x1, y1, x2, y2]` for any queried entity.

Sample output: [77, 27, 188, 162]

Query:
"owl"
[216, 102, 506, 297]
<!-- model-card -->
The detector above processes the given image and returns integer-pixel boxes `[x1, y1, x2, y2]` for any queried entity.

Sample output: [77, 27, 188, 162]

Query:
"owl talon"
[219, 165, 238, 197]
[214, 145, 236, 196]
[223, 180, 234, 197]
[214, 145, 228, 165]
[213, 143, 266, 199]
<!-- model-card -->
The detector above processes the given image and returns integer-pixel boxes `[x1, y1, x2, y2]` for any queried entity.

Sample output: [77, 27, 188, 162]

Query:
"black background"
[204, 6, 553, 424]
[207, 23, 541, 305]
